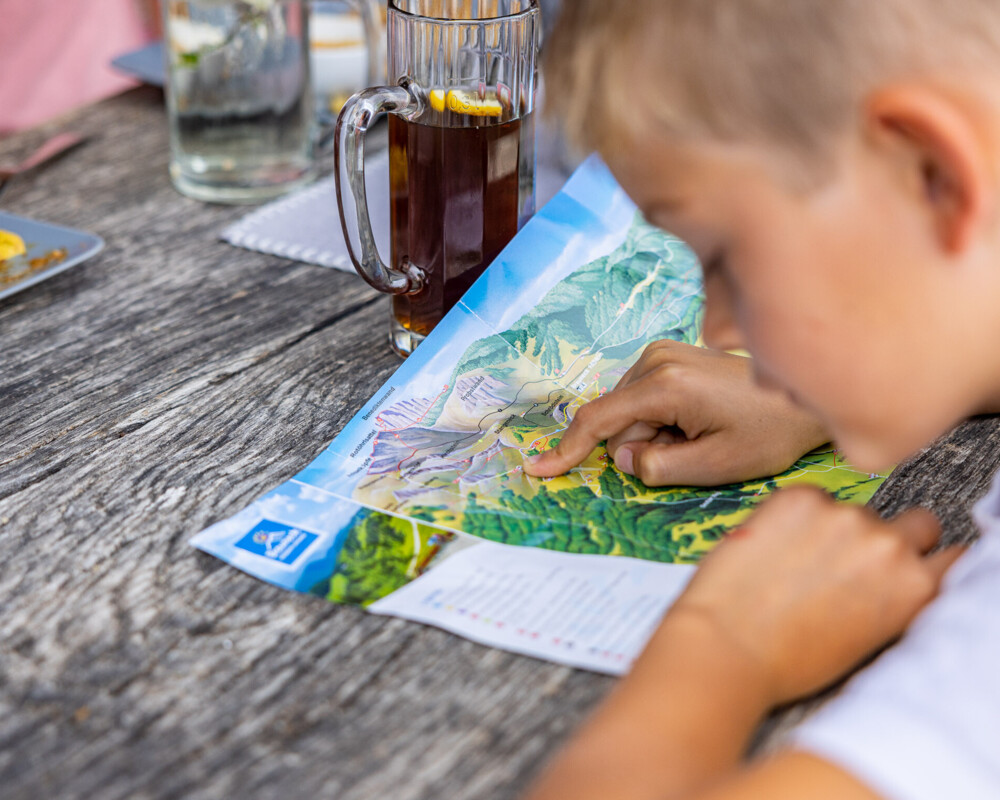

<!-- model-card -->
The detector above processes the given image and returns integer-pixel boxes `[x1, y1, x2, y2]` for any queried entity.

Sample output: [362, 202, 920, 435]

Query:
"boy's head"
[547, 0, 1000, 470]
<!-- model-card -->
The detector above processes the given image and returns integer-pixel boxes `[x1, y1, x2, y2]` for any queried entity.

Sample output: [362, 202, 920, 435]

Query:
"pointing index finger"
[523, 389, 657, 477]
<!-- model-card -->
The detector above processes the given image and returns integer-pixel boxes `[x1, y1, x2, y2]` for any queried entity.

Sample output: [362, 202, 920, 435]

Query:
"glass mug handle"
[334, 82, 425, 295]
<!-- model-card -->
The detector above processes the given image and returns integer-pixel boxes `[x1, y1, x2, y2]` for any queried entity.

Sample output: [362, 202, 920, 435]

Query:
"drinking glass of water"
[163, 0, 380, 204]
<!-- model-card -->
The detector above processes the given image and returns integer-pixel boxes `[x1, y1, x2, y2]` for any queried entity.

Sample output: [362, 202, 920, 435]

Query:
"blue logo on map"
[235, 520, 317, 564]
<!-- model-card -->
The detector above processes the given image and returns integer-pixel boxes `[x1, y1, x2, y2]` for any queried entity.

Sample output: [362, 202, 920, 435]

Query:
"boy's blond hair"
[545, 0, 1000, 170]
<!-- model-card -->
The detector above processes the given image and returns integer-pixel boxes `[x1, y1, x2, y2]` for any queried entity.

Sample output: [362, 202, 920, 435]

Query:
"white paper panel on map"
[369, 541, 695, 675]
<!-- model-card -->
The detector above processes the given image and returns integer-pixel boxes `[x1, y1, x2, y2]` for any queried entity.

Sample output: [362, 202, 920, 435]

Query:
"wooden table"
[1, 87, 997, 800]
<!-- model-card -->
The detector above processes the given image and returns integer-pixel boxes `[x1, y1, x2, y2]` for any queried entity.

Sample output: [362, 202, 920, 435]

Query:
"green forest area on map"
[312, 215, 888, 606]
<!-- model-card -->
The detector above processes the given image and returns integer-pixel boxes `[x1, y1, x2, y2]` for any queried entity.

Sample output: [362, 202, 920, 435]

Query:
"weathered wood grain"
[1, 86, 999, 800]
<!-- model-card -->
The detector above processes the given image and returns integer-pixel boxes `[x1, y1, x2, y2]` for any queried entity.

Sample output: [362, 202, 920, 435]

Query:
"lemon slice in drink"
[0, 230, 26, 261]
[428, 88, 504, 117]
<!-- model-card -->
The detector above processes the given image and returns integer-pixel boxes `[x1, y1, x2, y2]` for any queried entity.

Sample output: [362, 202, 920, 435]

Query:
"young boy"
[520, 1, 1000, 798]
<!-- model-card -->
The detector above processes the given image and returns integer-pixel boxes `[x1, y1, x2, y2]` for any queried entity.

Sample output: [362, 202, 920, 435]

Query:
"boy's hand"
[667, 487, 965, 704]
[523, 489, 963, 800]
[523, 340, 829, 486]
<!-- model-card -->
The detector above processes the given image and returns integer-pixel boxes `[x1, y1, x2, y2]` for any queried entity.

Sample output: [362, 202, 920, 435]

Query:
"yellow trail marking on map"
[619, 260, 665, 313]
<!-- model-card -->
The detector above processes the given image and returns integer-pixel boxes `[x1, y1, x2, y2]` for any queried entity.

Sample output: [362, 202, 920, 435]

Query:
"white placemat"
[221, 147, 572, 273]
[220, 151, 390, 272]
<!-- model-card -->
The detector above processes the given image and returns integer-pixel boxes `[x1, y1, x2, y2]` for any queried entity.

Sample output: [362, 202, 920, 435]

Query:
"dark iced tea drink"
[335, 0, 540, 355]
[388, 91, 535, 338]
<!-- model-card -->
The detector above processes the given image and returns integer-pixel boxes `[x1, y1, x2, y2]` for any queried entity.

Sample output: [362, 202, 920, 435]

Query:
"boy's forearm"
[524, 610, 774, 800]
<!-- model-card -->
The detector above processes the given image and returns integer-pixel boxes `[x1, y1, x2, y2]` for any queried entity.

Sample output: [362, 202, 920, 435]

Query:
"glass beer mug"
[335, 0, 541, 356]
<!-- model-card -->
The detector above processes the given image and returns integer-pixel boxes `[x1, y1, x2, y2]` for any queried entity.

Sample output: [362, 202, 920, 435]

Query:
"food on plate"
[0, 229, 27, 261]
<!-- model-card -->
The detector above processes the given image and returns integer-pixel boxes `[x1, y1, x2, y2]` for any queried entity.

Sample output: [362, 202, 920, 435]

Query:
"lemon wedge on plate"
[428, 88, 504, 117]
[0, 229, 27, 261]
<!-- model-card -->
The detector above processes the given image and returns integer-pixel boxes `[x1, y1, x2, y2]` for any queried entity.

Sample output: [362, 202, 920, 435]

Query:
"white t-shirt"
[791, 473, 1000, 800]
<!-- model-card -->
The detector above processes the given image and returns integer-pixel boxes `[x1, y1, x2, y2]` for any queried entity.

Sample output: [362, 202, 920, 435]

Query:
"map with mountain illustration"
[192, 157, 889, 609]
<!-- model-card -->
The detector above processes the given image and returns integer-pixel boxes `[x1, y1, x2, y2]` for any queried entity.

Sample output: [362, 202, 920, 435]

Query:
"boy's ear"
[864, 85, 993, 254]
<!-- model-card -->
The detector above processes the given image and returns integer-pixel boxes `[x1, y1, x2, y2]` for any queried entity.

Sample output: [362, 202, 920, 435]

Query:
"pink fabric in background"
[0, 0, 155, 133]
